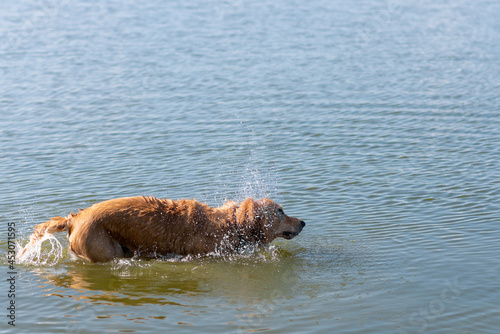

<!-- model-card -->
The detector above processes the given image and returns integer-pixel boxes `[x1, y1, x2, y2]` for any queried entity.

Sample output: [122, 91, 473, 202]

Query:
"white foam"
[16, 234, 64, 266]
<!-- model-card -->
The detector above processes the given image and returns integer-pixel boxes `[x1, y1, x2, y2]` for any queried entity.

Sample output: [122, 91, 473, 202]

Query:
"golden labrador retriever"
[18, 196, 305, 262]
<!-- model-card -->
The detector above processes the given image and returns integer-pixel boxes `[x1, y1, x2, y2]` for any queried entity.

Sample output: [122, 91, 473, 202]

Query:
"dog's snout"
[300, 221, 306, 228]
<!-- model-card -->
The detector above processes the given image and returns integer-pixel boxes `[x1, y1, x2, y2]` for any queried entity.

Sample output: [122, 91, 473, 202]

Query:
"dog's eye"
[277, 208, 284, 215]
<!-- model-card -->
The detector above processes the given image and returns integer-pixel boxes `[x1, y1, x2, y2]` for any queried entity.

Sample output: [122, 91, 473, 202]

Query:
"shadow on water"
[3, 231, 377, 326]
[13, 241, 315, 307]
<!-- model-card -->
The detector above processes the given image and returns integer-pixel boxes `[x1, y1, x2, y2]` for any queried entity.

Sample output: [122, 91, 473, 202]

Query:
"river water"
[1, 0, 499, 333]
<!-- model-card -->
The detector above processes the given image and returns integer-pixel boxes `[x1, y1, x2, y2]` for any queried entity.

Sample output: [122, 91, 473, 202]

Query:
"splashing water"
[16, 234, 64, 266]
[239, 166, 277, 200]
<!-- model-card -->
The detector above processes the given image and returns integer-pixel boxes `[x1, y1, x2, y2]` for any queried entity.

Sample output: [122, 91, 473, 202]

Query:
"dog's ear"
[236, 198, 268, 242]
[236, 198, 256, 224]
[255, 198, 276, 216]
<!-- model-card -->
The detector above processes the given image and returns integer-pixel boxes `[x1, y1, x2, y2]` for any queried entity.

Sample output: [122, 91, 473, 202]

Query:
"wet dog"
[18, 196, 305, 262]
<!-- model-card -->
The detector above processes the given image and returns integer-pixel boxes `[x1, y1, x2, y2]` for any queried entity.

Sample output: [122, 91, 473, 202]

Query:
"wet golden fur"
[18, 196, 305, 262]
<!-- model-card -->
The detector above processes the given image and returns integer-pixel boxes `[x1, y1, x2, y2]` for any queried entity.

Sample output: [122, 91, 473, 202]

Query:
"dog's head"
[235, 198, 305, 243]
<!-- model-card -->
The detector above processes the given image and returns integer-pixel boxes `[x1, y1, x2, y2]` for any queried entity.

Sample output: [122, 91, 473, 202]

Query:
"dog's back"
[66, 196, 235, 261]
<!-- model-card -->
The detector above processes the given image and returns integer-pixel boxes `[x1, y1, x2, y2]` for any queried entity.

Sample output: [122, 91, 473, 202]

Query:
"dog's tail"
[17, 214, 73, 259]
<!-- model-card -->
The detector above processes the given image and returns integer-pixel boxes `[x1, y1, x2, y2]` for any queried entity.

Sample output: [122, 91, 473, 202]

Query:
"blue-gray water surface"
[1, 0, 499, 333]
